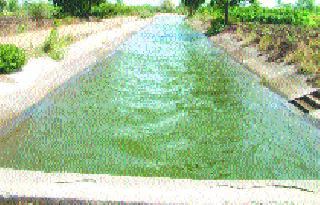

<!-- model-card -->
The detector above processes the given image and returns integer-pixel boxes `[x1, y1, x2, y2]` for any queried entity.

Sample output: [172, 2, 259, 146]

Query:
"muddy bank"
[0, 16, 154, 134]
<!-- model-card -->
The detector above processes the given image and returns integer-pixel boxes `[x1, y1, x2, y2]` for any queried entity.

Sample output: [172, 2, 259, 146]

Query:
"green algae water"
[0, 16, 319, 179]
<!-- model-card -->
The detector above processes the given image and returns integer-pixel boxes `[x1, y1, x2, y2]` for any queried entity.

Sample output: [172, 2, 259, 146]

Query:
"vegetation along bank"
[186, 0, 319, 120]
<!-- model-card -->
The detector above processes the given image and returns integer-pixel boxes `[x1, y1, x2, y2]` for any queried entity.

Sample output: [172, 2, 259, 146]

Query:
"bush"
[206, 17, 227, 36]
[175, 6, 188, 15]
[0, 0, 6, 12]
[17, 24, 26, 33]
[53, 19, 62, 27]
[53, 0, 104, 17]
[42, 28, 74, 60]
[0, 44, 26, 74]
[7, 0, 18, 12]
[139, 10, 153, 19]
[43, 29, 59, 53]
[28, 3, 61, 20]
[91, 3, 156, 18]
[161, 0, 175, 13]
[259, 35, 273, 51]
[227, 6, 318, 27]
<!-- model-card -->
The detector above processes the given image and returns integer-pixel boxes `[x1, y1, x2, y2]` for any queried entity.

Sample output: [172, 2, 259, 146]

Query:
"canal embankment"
[0, 16, 154, 133]
[187, 19, 320, 121]
[0, 15, 319, 200]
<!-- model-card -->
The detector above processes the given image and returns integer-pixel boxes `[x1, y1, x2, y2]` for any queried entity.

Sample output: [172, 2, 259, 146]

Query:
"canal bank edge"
[0, 16, 154, 135]
[186, 19, 320, 122]
[0, 168, 319, 203]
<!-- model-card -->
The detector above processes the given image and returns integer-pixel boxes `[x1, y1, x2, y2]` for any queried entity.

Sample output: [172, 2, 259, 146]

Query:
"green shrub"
[206, 17, 226, 36]
[259, 35, 273, 51]
[175, 6, 188, 15]
[43, 29, 59, 53]
[17, 24, 26, 33]
[161, 0, 175, 13]
[7, 0, 18, 12]
[227, 6, 317, 27]
[91, 3, 117, 18]
[53, 19, 62, 28]
[28, 3, 60, 20]
[0, 0, 6, 12]
[42, 29, 74, 60]
[0, 44, 26, 74]
[91, 3, 156, 18]
[139, 10, 154, 19]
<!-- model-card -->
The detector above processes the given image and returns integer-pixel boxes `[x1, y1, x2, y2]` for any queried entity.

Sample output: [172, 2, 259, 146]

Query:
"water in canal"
[0, 16, 319, 179]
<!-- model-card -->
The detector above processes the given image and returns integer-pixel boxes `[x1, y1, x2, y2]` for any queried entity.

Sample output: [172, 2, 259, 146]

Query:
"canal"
[0, 15, 319, 179]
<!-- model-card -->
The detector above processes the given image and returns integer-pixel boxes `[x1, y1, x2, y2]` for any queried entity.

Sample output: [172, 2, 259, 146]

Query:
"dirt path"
[0, 16, 137, 52]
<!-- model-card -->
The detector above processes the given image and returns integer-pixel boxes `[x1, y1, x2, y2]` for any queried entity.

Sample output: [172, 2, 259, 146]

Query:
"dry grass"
[234, 23, 320, 75]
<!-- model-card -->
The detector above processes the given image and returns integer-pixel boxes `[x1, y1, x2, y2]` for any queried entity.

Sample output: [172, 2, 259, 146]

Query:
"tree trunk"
[224, 0, 229, 25]
[189, 6, 193, 16]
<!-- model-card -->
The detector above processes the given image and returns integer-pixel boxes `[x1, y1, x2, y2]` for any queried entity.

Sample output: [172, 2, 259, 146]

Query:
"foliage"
[139, 10, 153, 19]
[91, 3, 157, 18]
[175, 6, 189, 14]
[161, 0, 175, 13]
[28, 3, 61, 20]
[42, 28, 74, 60]
[196, 5, 319, 27]
[234, 23, 320, 74]
[43, 28, 59, 54]
[241, 32, 258, 46]
[0, 0, 6, 12]
[181, 0, 206, 15]
[206, 17, 227, 35]
[53, 0, 104, 17]
[91, 3, 120, 18]
[62, 16, 77, 25]
[17, 24, 26, 33]
[7, 0, 18, 12]
[296, 0, 315, 10]
[0, 44, 26, 74]
[229, 6, 318, 27]
[259, 35, 273, 51]
[53, 18, 62, 27]
[210, 0, 257, 7]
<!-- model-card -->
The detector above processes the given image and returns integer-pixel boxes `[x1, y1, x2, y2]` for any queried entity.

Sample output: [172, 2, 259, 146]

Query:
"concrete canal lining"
[0, 168, 319, 203]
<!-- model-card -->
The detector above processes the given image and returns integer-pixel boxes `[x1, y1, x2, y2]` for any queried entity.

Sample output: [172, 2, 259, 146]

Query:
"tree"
[7, 0, 18, 12]
[53, 0, 104, 17]
[161, 0, 175, 12]
[181, 0, 206, 16]
[296, 0, 315, 10]
[210, 0, 258, 25]
[0, 0, 6, 12]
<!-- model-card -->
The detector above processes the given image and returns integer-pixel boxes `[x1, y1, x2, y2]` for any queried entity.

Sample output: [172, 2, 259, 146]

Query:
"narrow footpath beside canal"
[0, 15, 319, 179]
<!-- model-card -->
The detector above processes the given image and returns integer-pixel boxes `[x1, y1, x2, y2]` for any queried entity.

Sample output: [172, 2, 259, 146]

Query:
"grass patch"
[260, 76, 269, 86]
[42, 28, 75, 60]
